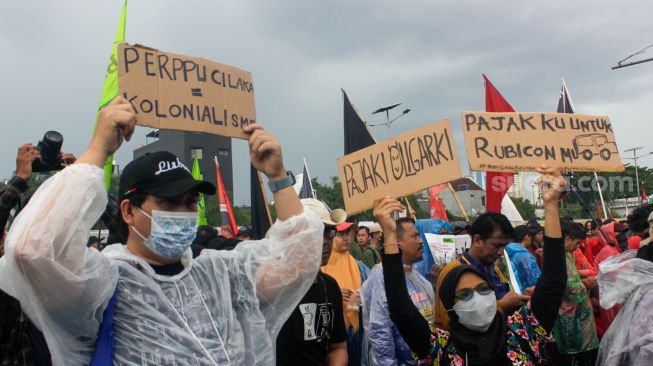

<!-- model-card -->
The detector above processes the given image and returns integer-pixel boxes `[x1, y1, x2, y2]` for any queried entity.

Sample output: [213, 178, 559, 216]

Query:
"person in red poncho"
[581, 220, 604, 267]
[593, 222, 622, 266]
[592, 222, 625, 337]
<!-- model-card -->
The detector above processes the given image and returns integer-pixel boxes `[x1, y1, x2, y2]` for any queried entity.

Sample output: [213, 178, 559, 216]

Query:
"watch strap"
[267, 171, 295, 193]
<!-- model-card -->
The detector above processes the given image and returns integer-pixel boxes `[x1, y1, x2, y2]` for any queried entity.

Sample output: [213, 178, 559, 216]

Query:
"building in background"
[508, 172, 524, 199]
[610, 196, 648, 218]
[134, 129, 234, 194]
[531, 180, 543, 207]
[439, 178, 486, 219]
[472, 171, 486, 190]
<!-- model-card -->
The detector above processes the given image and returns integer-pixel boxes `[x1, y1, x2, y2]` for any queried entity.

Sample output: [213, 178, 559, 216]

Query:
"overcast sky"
[1, 0, 652, 204]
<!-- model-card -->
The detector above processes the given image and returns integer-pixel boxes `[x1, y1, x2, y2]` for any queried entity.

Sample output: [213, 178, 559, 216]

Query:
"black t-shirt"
[150, 261, 185, 276]
[276, 272, 346, 366]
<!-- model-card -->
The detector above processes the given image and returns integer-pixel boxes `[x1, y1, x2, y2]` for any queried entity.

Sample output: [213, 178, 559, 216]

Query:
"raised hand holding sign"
[78, 96, 136, 168]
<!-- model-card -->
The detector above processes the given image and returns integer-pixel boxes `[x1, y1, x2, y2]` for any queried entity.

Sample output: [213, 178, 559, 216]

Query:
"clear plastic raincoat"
[414, 219, 452, 280]
[361, 265, 435, 366]
[506, 243, 541, 289]
[0, 164, 323, 365]
[597, 250, 653, 366]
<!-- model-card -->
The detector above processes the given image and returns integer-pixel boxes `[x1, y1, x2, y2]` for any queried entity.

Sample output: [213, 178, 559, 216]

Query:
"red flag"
[215, 158, 238, 238]
[429, 185, 449, 220]
[595, 199, 603, 222]
[483, 74, 515, 213]
[643, 188, 648, 204]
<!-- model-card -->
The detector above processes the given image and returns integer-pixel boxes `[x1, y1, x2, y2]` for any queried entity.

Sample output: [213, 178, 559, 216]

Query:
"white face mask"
[132, 209, 198, 260]
[453, 291, 497, 332]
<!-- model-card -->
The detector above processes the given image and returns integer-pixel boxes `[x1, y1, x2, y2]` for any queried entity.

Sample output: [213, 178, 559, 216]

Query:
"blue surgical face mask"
[132, 209, 198, 260]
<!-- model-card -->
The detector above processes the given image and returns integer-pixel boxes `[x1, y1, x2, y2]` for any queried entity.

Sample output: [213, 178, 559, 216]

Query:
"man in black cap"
[526, 220, 545, 267]
[0, 96, 323, 365]
[237, 226, 253, 241]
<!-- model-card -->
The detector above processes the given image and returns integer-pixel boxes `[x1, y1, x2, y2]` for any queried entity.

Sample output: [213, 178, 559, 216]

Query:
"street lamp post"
[369, 102, 411, 138]
[623, 146, 653, 204]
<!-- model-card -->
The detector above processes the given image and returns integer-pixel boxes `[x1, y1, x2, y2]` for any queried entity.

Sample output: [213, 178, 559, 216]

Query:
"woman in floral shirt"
[373, 166, 568, 366]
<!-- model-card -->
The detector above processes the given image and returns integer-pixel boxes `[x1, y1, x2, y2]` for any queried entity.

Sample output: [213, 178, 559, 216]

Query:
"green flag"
[192, 158, 208, 226]
[94, 0, 127, 191]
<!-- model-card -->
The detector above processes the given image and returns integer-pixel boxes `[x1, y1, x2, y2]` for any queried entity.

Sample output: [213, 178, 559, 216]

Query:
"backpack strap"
[89, 286, 119, 366]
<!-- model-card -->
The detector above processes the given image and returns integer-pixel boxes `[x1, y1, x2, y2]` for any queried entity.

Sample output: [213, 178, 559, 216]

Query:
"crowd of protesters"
[0, 98, 652, 365]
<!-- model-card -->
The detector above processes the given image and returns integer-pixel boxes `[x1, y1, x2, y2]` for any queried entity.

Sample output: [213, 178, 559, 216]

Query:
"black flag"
[299, 159, 316, 199]
[250, 164, 272, 240]
[343, 89, 375, 154]
[557, 79, 576, 113]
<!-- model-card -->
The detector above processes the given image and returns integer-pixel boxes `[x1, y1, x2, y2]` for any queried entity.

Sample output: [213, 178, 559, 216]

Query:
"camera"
[32, 131, 64, 173]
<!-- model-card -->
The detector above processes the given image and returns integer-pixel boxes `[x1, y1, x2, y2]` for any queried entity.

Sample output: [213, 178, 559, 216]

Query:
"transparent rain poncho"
[597, 250, 653, 366]
[361, 265, 435, 366]
[0, 164, 323, 365]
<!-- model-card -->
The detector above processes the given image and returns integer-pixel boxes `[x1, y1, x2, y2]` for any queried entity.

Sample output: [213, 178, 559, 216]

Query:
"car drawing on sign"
[573, 134, 618, 161]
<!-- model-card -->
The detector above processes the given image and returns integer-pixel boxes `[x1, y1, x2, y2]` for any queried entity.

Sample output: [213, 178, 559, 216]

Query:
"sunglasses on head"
[455, 282, 492, 301]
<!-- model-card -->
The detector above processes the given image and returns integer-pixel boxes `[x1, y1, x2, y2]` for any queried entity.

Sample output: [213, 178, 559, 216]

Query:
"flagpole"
[303, 158, 316, 198]
[595, 172, 608, 220]
[403, 197, 417, 221]
[257, 171, 273, 224]
[447, 183, 469, 221]
[245, 156, 273, 225]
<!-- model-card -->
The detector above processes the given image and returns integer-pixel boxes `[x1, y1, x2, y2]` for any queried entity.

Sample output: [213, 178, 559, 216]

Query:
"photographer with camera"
[0, 142, 75, 250]
[0, 144, 39, 236]
[1, 142, 74, 365]
[0, 96, 323, 365]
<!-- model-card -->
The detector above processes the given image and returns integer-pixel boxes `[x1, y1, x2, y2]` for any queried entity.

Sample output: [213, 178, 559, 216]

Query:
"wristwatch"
[267, 171, 296, 193]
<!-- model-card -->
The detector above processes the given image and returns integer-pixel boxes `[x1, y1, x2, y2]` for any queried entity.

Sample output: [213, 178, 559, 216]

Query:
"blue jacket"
[506, 243, 541, 289]
[414, 219, 453, 280]
[357, 260, 371, 283]
[361, 265, 435, 366]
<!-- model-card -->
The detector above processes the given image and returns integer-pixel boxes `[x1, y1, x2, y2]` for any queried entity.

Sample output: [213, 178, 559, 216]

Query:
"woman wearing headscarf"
[322, 221, 364, 366]
[594, 222, 622, 266]
[553, 222, 599, 365]
[373, 166, 568, 365]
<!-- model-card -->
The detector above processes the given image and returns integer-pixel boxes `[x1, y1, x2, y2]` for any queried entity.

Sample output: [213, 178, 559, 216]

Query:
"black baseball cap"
[119, 151, 216, 199]
[528, 224, 544, 235]
[237, 226, 253, 237]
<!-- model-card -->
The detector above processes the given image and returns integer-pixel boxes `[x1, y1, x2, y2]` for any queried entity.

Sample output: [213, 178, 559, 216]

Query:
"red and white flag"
[483, 74, 515, 213]
[215, 157, 238, 238]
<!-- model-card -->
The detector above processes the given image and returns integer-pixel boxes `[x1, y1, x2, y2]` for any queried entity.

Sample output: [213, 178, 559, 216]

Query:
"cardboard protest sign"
[118, 43, 255, 139]
[425, 234, 456, 265]
[338, 119, 462, 214]
[461, 112, 624, 172]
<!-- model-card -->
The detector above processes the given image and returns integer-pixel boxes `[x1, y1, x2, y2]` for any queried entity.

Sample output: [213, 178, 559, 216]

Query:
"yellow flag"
[95, 0, 127, 191]
[192, 158, 208, 226]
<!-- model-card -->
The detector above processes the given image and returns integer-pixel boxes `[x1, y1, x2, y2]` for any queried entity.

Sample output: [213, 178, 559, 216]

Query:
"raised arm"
[0, 97, 135, 363]
[228, 124, 322, 336]
[244, 124, 303, 220]
[374, 197, 432, 359]
[530, 166, 567, 332]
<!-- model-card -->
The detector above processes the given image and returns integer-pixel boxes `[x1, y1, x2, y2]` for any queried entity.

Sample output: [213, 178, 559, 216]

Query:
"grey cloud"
[0, 0, 651, 205]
